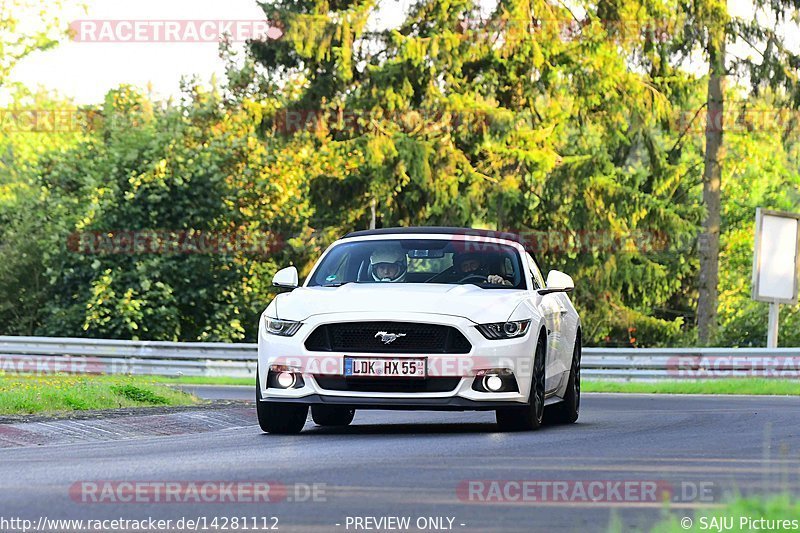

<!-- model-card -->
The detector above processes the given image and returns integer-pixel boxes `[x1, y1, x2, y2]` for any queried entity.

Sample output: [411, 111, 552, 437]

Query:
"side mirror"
[272, 266, 299, 289]
[537, 270, 574, 295]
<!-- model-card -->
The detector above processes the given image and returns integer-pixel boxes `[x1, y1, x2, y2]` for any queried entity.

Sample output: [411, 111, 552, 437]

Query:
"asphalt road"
[1, 392, 799, 533]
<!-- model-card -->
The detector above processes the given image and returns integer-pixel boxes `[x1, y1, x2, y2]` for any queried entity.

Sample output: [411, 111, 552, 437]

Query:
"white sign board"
[752, 208, 800, 304]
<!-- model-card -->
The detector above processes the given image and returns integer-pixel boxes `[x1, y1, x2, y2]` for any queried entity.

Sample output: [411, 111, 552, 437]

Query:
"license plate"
[344, 357, 426, 378]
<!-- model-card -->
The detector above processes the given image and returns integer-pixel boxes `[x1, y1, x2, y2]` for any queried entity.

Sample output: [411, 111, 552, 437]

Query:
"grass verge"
[4, 376, 794, 410]
[644, 494, 800, 532]
[0, 374, 200, 415]
[150, 375, 254, 386]
[583, 378, 800, 396]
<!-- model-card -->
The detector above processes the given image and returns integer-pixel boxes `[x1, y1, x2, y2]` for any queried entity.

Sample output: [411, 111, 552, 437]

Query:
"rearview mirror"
[537, 270, 574, 295]
[272, 266, 299, 289]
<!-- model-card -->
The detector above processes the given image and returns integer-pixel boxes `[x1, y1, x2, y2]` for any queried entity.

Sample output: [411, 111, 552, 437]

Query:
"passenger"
[454, 252, 512, 286]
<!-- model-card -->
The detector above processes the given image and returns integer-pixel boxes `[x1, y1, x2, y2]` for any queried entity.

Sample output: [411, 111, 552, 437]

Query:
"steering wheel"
[457, 274, 488, 285]
[425, 267, 458, 283]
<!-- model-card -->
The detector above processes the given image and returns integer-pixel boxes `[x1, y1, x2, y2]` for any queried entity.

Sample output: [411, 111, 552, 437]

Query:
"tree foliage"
[0, 0, 74, 88]
[0, 0, 798, 345]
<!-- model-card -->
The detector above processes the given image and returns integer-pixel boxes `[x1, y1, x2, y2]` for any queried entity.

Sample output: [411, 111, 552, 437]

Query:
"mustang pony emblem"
[374, 331, 407, 344]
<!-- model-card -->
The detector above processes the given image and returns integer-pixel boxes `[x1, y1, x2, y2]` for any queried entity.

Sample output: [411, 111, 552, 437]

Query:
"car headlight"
[476, 319, 531, 340]
[262, 316, 303, 336]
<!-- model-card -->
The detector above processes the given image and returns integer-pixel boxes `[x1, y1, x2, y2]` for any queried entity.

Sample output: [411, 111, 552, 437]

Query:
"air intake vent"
[314, 376, 462, 393]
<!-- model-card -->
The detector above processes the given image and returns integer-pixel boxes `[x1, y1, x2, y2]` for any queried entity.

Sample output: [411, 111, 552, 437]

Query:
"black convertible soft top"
[345, 226, 518, 238]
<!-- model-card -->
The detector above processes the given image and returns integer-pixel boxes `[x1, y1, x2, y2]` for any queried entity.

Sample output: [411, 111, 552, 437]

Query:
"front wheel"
[496, 333, 546, 432]
[545, 335, 581, 425]
[256, 370, 308, 434]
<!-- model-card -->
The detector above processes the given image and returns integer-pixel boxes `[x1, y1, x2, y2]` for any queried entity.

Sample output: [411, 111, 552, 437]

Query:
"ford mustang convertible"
[257, 227, 581, 433]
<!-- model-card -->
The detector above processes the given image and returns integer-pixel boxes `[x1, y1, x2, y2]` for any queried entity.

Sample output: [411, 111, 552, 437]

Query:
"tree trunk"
[697, 34, 725, 345]
[369, 197, 377, 229]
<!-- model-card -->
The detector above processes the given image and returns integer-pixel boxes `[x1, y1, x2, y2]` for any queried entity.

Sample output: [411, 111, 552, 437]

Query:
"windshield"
[307, 239, 526, 289]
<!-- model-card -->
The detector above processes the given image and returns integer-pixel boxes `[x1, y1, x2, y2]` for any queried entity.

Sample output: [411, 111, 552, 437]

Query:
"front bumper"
[257, 312, 536, 408]
[258, 394, 529, 411]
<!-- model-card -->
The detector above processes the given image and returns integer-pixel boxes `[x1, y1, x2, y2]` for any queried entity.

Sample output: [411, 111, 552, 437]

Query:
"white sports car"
[256, 227, 581, 433]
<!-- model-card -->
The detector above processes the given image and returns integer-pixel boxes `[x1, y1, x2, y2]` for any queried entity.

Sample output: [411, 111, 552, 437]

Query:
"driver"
[370, 246, 407, 282]
[454, 252, 512, 286]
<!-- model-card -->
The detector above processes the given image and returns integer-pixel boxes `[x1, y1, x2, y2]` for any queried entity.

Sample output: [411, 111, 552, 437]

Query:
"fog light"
[483, 374, 504, 392]
[276, 372, 296, 389]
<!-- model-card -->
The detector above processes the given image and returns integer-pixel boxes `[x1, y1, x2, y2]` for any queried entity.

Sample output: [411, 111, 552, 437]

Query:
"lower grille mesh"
[314, 376, 461, 393]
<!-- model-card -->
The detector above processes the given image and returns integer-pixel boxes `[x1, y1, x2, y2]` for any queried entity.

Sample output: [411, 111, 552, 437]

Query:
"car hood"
[271, 283, 528, 324]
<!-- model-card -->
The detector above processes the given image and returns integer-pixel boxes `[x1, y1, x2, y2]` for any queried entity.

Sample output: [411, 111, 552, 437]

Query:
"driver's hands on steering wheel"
[487, 274, 512, 286]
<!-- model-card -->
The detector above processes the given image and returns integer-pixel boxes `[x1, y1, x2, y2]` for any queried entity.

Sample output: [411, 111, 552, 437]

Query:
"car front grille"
[313, 376, 462, 393]
[304, 321, 471, 354]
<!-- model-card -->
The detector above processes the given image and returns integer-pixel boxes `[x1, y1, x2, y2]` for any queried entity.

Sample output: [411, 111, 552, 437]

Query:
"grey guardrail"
[582, 347, 800, 379]
[1, 336, 798, 380]
[0, 335, 257, 378]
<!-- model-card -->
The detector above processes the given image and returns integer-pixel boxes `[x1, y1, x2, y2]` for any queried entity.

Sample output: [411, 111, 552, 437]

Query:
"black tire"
[545, 334, 581, 425]
[496, 333, 546, 432]
[256, 370, 308, 434]
[311, 405, 355, 426]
